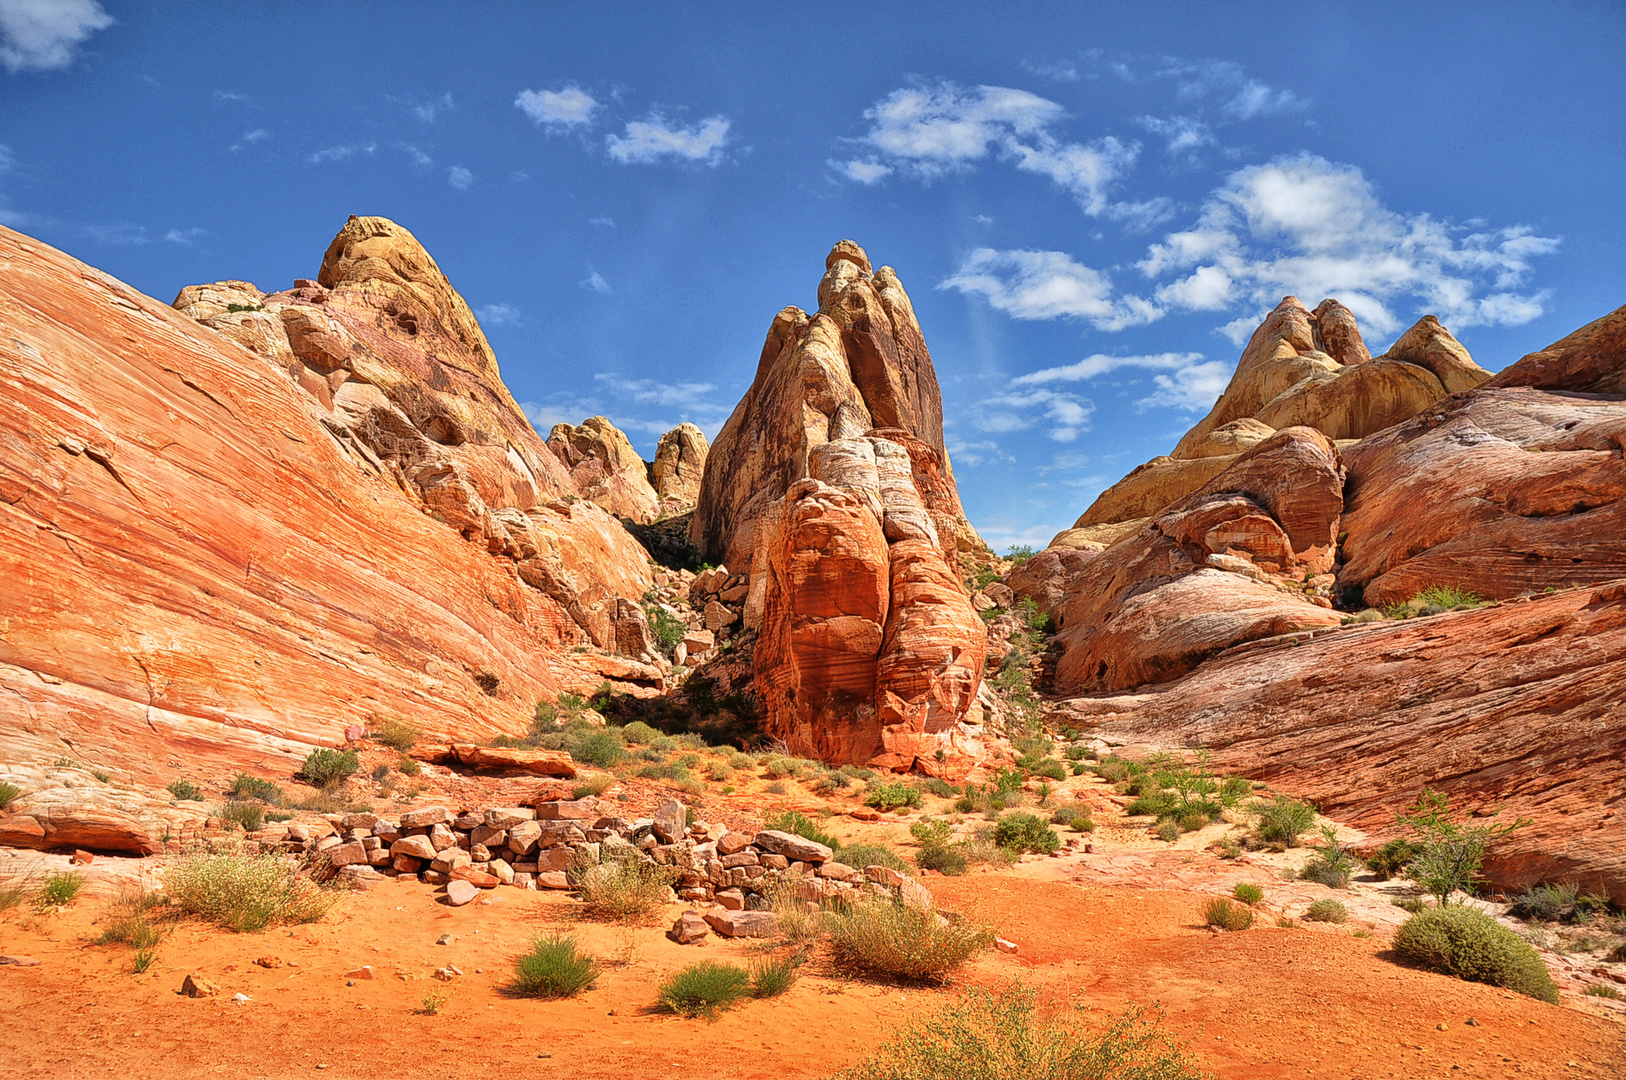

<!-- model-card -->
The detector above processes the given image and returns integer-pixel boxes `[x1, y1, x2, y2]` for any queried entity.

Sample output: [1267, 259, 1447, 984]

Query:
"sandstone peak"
[546, 415, 661, 524]
[825, 239, 872, 275]
[650, 422, 710, 513]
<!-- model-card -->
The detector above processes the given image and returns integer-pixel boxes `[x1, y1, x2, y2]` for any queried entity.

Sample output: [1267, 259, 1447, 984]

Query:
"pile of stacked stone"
[684, 566, 749, 648]
[244, 796, 928, 936]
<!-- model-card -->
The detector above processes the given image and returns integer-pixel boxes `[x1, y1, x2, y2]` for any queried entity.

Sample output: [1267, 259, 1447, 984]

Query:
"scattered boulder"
[181, 974, 219, 998]
[668, 910, 710, 944]
[703, 910, 778, 939]
[752, 830, 832, 864]
[443, 879, 479, 907]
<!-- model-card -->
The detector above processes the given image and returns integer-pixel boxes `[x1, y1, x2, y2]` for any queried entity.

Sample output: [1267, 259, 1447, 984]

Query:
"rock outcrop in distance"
[693, 242, 988, 775]
[1058, 297, 1489, 545]
[649, 422, 709, 515]
[0, 218, 657, 783]
[546, 415, 662, 524]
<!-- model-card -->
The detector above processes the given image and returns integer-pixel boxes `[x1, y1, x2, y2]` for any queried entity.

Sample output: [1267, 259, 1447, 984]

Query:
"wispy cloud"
[588, 216, 614, 227]
[1021, 58, 1080, 83]
[1136, 360, 1233, 412]
[163, 227, 206, 245]
[1154, 58, 1307, 119]
[0, 0, 114, 73]
[409, 91, 453, 122]
[607, 115, 730, 165]
[1135, 114, 1213, 156]
[475, 303, 520, 326]
[832, 158, 892, 185]
[228, 128, 270, 152]
[309, 143, 376, 164]
[399, 143, 432, 166]
[447, 165, 472, 190]
[1011, 351, 1206, 386]
[844, 81, 1161, 223]
[515, 84, 599, 127]
[940, 248, 1160, 331]
[580, 269, 610, 293]
[212, 90, 250, 105]
[593, 373, 717, 408]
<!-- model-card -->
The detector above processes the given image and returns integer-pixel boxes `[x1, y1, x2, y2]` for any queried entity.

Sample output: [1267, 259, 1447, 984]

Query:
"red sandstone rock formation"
[0, 220, 653, 783]
[546, 415, 661, 524]
[691, 240, 979, 573]
[1050, 429, 1346, 694]
[1057, 582, 1626, 905]
[1069, 297, 1489, 534]
[1487, 303, 1626, 394]
[650, 422, 710, 514]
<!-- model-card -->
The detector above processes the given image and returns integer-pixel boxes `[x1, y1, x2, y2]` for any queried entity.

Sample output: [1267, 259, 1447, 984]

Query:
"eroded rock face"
[751, 433, 986, 774]
[0, 221, 650, 783]
[173, 216, 655, 658]
[1058, 582, 1626, 905]
[650, 422, 709, 514]
[1486, 303, 1626, 394]
[1073, 297, 1488, 530]
[1051, 429, 1346, 694]
[1339, 387, 1626, 607]
[546, 416, 661, 524]
[691, 241, 978, 572]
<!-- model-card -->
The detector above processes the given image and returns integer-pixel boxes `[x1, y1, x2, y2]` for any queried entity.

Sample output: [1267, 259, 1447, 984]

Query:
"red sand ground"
[1, 865, 1620, 1080]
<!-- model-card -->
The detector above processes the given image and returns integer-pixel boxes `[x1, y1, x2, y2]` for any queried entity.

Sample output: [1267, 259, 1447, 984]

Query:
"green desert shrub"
[916, 845, 969, 876]
[657, 960, 752, 1018]
[94, 885, 171, 949]
[764, 809, 841, 850]
[35, 870, 86, 909]
[923, 777, 958, 798]
[1033, 760, 1067, 782]
[1585, 984, 1623, 1000]
[1253, 796, 1317, 848]
[1365, 838, 1418, 881]
[370, 718, 420, 751]
[569, 730, 625, 768]
[1203, 896, 1253, 931]
[910, 817, 955, 848]
[1298, 827, 1356, 889]
[1154, 820, 1181, 843]
[825, 899, 996, 981]
[865, 781, 923, 812]
[226, 773, 283, 804]
[296, 748, 359, 789]
[835, 843, 912, 876]
[1394, 905, 1558, 1003]
[992, 812, 1060, 855]
[1233, 882, 1264, 905]
[749, 952, 801, 998]
[1510, 881, 1581, 923]
[647, 607, 687, 658]
[620, 720, 661, 745]
[164, 851, 337, 932]
[219, 801, 265, 832]
[0, 781, 20, 810]
[165, 779, 203, 802]
[570, 854, 676, 922]
[507, 933, 598, 999]
[832, 982, 1207, 1080]
[1305, 899, 1349, 923]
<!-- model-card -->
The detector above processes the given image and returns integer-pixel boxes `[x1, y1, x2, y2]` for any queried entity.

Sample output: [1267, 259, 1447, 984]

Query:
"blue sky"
[3, 2, 1623, 550]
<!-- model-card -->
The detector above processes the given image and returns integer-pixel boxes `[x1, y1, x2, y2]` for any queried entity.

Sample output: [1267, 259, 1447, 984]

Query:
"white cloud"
[971, 214, 993, 225]
[475, 303, 520, 326]
[0, 0, 113, 73]
[413, 92, 453, 123]
[309, 143, 375, 164]
[940, 248, 1161, 331]
[1136, 360, 1233, 412]
[228, 128, 270, 152]
[0, 142, 15, 172]
[1140, 153, 1561, 334]
[1021, 58, 1080, 82]
[580, 269, 610, 293]
[447, 165, 472, 190]
[973, 387, 1095, 443]
[211, 90, 249, 104]
[163, 227, 206, 245]
[399, 144, 432, 166]
[1135, 114, 1214, 155]
[1225, 79, 1302, 120]
[519, 373, 731, 448]
[83, 222, 148, 245]
[833, 158, 892, 184]
[1155, 59, 1306, 119]
[515, 85, 599, 127]
[1011, 351, 1205, 386]
[589, 216, 614, 227]
[593, 374, 719, 408]
[606, 115, 730, 165]
[850, 81, 1150, 220]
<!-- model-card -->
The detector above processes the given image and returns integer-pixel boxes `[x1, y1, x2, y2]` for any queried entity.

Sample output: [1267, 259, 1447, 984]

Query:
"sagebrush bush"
[35, 870, 86, 908]
[764, 809, 841, 850]
[296, 749, 358, 789]
[832, 983, 1207, 1080]
[219, 800, 265, 832]
[572, 774, 614, 799]
[1203, 897, 1253, 931]
[1253, 797, 1316, 848]
[1233, 882, 1264, 905]
[865, 781, 923, 812]
[916, 845, 969, 876]
[227, 773, 283, 804]
[924, 777, 958, 798]
[166, 779, 203, 802]
[570, 730, 625, 768]
[621, 720, 660, 745]
[761, 872, 821, 943]
[657, 960, 752, 1018]
[94, 885, 171, 949]
[1394, 905, 1558, 1003]
[370, 718, 420, 751]
[1510, 881, 1580, 923]
[508, 933, 598, 998]
[825, 899, 995, 981]
[1365, 838, 1418, 880]
[992, 813, 1059, 855]
[164, 851, 336, 932]
[570, 854, 675, 921]
[1033, 760, 1067, 782]
[1305, 899, 1349, 923]
[1155, 820, 1181, 842]
[835, 843, 913, 876]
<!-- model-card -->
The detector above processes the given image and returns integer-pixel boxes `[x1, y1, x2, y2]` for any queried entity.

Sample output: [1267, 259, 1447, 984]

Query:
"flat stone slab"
[704, 909, 778, 939]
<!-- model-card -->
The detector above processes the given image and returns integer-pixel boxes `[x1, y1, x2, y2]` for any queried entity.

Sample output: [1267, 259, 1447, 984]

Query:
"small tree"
[1398, 788, 1529, 906]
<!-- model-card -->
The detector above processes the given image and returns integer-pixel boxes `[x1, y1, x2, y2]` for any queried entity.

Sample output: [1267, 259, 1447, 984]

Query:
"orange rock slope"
[0, 220, 655, 784]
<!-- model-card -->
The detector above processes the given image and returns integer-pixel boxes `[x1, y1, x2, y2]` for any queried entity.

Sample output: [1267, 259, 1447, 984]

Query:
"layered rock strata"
[0, 220, 652, 782]
[546, 415, 662, 524]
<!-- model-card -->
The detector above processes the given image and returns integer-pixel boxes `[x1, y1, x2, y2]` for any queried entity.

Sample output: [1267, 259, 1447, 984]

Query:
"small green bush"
[749, 952, 801, 998]
[923, 777, 958, 798]
[1305, 899, 1349, 923]
[832, 983, 1206, 1080]
[1204, 896, 1253, 931]
[657, 960, 752, 1018]
[570, 854, 676, 922]
[621, 720, 661, 745]
[94, 885, 171, 949]
[220, 801, 265, 832]
[0, 781, 19, 809]
[572, 774, 614, 799]
[992, 813, 1059, 855]
[508, 933, 598, 999]
[570, 730, 625, 768]
[916, 845, 969, 876]
[296, 749, 358, 789]
[1393, 905, 1558, 1003]
[396, 754, 422, 777]
[836, 843, 913, 876]
[1365, 838, 1418, 880]
[1585, 984, 1623, 999]
[164, 851, 337, 932]
[1033, 760, 1066, 782]
[825, 899, 996, 981]
[763, 755, 804, 779]
[910, 818, 955, 848]
[765, 810, 841, 850]
[1510, 881, 1581, 923]
[1233, 882, 1264, 905]
[166, 779, 203, 802]
[1253, 796, 1316, 848]
[227, 773, 283, 804]
[1154, 820, 1181, 842]
[371, 718, 420, 750]
[648, 607, 687, 658]
[865, 781, 923, 812]
[35, 870, 86, 908]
